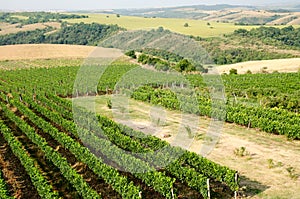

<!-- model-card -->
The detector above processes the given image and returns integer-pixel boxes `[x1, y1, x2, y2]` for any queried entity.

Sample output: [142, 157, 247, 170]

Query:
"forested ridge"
[234, 26, 300, 49]
[0, 12, 88, 25]
[0, 22, 122, 46]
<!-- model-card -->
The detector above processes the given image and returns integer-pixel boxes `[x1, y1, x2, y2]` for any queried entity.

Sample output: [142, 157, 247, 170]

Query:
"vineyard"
[0, 62, 241, 198]
[0, 59, 299, 198]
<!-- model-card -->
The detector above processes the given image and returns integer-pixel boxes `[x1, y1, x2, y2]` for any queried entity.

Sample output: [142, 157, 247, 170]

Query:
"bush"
[125, 50, 136, 59]
[229, 68, 238, 75]
[107, 99, 112, 109]
[137, 54, 149, 64]
[175, 59, 195, 72]
[155, 61, 169, 71]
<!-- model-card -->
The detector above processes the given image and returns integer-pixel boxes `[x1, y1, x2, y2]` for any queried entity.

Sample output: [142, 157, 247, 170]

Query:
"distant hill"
[291, 4, 300, 11]
[104, 4, 300, 25]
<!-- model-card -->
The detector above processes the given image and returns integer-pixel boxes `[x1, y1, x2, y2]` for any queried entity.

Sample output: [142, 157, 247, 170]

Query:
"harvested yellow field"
[0, 44, 96, 60]
[0, 22, 61, 35]
[64, 13, 259, 37]
[217, 58, 300, 74]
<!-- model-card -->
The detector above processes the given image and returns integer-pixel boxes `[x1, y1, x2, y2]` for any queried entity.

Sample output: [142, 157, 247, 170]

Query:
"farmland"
[0, 44, 95, 61]
[217, 58, 300, 74]
[0, 53, 300, 198]
[0, 61, 242, 198]
[0, 44, 96, 70]
[64, 13, 259, 37]
[0, 4, 300, 199]
[74, 95, 300, 198]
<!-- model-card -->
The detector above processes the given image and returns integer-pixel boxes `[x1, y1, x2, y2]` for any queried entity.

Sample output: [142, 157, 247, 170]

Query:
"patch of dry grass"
[0, 22, 61, 35]
[217, 58, 300, 74]
[0, 44, 96, 60]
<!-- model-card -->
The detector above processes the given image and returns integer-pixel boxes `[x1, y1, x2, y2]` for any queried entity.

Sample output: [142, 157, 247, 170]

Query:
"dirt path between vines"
[73, 95, 300, 199]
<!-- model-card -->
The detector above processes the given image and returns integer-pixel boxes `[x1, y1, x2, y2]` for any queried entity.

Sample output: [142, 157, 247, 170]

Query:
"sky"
[0, 0, 297, 11]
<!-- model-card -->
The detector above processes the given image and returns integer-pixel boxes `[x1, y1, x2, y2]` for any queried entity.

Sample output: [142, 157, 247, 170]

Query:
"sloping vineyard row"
[0, 82, 239, 198]
[41, 91, 239, 193]
[0, 92, 142, 199]
[0, 101, 102, 199]
[42, 90, 239, 192]
[131, 86, 300, 139]
[0, 121, 60, 199]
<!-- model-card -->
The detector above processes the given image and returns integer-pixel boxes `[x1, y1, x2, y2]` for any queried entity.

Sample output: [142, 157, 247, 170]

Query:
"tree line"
[125, 49, 206, 73]
[0, 22, 121, 46]
[234, 26, 300, 49]
[0, 12, 88, 25]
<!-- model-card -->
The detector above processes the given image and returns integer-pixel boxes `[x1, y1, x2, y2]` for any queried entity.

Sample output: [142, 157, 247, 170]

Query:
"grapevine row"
[131, 86, 300, 139]
[70, 106, 211, 197]
[21, 94, 176, 199]
[45, 94, 236, 196]
[0, 135, 15, 199]
[2, 92, 142, 199]
[0, 100, 101, 199]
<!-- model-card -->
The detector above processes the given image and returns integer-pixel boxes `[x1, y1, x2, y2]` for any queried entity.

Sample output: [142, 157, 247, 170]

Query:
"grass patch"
[234, 146, 250, 157]
[0, 58, 83, 70]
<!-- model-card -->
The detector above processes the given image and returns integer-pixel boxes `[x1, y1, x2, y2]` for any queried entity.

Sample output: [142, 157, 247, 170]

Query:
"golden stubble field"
[64, 13, 300, 37]
[0, 22, 61, 35]
[0, 44, 95, 70]
[64, 13, 260, 37]
[0, 44, 96, 60]
[0, 44, 126, 70]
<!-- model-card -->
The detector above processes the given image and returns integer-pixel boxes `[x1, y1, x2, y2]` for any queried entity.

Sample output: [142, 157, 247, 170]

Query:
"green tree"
[137, 53, 149, 64]
[125, 50, 136, 59]
[175, 59, 194, 72]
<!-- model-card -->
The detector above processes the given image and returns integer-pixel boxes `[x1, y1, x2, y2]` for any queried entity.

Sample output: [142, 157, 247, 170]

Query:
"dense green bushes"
[0, 12, 88, 25]
[234, 26, 300, 49]
[212, 48, 294, 65]
[126, 49, 200, 72]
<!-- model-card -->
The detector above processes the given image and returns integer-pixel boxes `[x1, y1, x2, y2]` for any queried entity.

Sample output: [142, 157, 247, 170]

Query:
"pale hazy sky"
[0, 0, 296, 11]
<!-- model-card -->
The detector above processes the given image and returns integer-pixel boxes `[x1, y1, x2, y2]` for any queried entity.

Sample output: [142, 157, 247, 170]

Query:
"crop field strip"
[64, 13, 260, 37]
[0, 124, 44, 199]
[0, 10, 299, 199]
[0, 99, 102, 198]
[0, 65, 299, 138]
[0, 64, 299, 140]
[0, 145, 16, 199]
[0, 93, 141, 198]
[0, 120, 62, 199]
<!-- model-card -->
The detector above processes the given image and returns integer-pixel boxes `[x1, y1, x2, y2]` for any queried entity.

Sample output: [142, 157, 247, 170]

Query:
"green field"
[65, 13, 260, 37]
[0, 58, 83, 70]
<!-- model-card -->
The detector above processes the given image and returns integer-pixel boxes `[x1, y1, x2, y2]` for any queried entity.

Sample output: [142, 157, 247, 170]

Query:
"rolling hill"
[103, 4, 300, 25]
